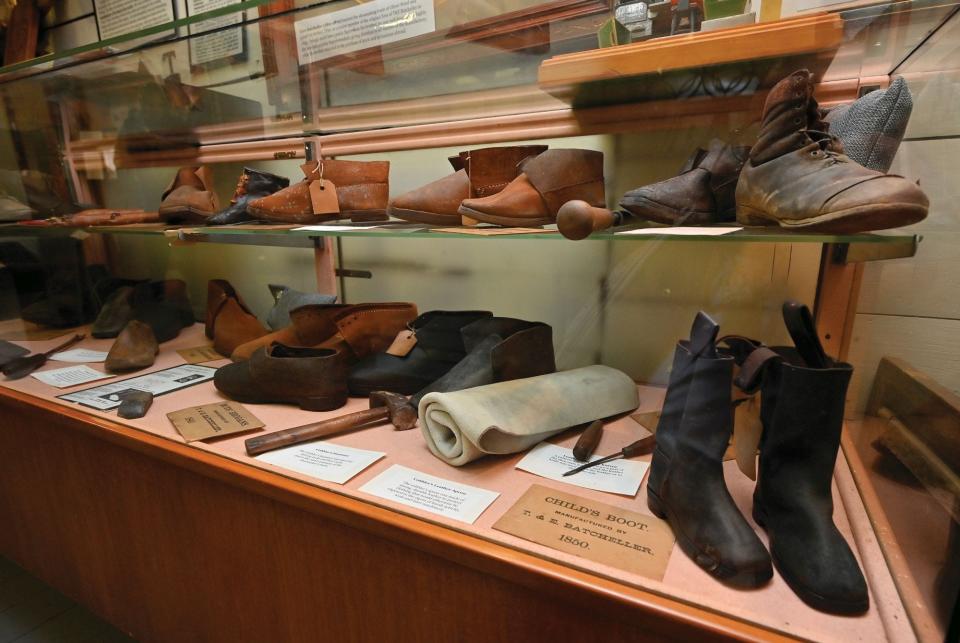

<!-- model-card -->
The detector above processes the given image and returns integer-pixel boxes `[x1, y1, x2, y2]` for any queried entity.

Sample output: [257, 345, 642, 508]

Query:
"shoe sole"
[736, 203, 927, 234]
[620, 195, 714, 225]
[456, 205, 552, 227]
[348, 379, 424, 398]
[387, 207, 460, 226]
[220, 391, 347, 412]
[158, 205, 213, 223]
[752, 504, 869, 615]
[246, 207, 388, 224]
[648, 488, 773, 589]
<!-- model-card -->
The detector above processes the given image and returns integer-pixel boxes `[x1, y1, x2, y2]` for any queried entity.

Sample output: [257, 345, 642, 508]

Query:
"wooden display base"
[0, 326, 915, 642]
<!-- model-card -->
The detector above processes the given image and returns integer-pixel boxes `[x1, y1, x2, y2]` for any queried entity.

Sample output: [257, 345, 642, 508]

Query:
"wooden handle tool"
[557, 200, 627, 240]
[572, 420, 604, 462]
[2, 334, 84, 380]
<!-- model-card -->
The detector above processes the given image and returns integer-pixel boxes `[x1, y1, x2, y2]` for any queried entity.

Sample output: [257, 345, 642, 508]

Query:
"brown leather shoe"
[736, 69, 928, 233]
[458, 149, 604, 226]
[214, 343, 350, 411]
[620, 140, 750, 225]
[247, 160, 389, 224]
[231, 302, 418, 364]
[388, 146, 547, 225]
[105, 320, 159, 373]
[159, 166, 220, 224]
[205, 280, 268, 357]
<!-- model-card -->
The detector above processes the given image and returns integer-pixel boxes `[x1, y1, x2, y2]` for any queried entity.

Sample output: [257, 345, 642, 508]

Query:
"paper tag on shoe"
[385, 329, 417, 357]
[309, 179, 340, 215]
[733, 394, 763, 480]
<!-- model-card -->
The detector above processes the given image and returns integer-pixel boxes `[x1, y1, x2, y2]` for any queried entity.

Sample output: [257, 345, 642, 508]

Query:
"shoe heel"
[298, 395, 343, 412]
[349, 210, 388, 223]
[647, 489, 667, 519]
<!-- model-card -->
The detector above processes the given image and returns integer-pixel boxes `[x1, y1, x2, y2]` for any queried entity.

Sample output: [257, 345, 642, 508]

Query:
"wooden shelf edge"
[537, 12, 845, 88]
[0, 384, 793, 642]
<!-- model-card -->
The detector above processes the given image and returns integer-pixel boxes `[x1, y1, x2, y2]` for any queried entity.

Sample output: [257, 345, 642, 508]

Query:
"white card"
[257, 442, 385, 485]
[31, 365, 114, 388]
[49, 348, 109, 363]
[515, 443, 649, 497]
[359, 464, 499, 524]
[293, 225, 382, 232]
[617, 226, 742, 236]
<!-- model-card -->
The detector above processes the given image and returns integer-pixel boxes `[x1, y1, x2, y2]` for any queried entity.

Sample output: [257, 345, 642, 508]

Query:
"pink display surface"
[1, 325, 914, 642]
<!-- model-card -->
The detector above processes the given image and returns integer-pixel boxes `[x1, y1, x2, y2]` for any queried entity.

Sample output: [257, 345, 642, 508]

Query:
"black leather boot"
[347, 310, 492, 396]
[409, 317, 556, 411]
[207, 168, 290, 225]
[647, 312, 772, 588]
[744, 302, 868, 614]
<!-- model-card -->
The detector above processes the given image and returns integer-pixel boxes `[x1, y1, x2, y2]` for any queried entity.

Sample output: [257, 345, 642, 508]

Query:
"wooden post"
[813, 243, 863, 362]
[313, 237, 338, 300]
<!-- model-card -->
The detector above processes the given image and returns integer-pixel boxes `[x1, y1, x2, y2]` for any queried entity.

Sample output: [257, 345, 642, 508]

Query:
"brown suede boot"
[205, 280, 268, 357]
[247, 160, 389, 224]
[230, 302, 418, 364]
[736, 69, 928, 233]
[158, 166, 219, 224]
[458, 149, 605, 227]
[388, 146, 547, 225]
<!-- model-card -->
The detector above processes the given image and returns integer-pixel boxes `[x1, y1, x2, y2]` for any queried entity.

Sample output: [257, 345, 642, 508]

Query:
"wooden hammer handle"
[557, 200, 618, 240]
[245, 406, 388, 456]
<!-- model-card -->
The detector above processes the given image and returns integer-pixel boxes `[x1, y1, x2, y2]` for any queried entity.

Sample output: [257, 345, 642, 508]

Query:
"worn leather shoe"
[207, 168, 289, 225]
[458, 149, 604, 227]
[106, 320, 159, 372]
[620, 140, 749, 225]
[159, 166, 220, 224]
[91, 285, 136, 338]
[214, 343, 349, 411]
[231, 302, 418, 363]
[248, 160, 389, 224]
[347, 310, 493, 396]
[265, 284, 336, 330]
[410, 316, 556, 409]
[737, 69, 928, 233]
[132, 280, 195, 342]
[389, 146, 547, 225]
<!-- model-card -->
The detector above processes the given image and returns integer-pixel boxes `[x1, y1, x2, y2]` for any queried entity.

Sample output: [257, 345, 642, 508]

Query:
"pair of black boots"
[648, 303, 868, 615]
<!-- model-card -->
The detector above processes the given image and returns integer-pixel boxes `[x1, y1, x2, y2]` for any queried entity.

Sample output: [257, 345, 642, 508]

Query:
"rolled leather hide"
[419, 365, 638, 466]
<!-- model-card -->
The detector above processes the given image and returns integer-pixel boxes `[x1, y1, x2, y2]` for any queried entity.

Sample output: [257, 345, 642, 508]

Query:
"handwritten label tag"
[385, 329, 417, 357]
[493, 484, 675, 580]
[177, 346, 223, 364]
[309, 179, 340, 215]
[167, 402, 264, 442]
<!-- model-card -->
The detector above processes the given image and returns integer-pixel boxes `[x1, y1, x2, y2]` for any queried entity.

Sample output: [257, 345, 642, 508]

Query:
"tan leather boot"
[736, 69, 928, 233]
[458, 149, 604, 226]
[205, 280, 268, 357]
[158, 166, 220, 224]
[230, 302, 417, 363]
[388, 146, 548, 225]
[247, 160, 389, 224]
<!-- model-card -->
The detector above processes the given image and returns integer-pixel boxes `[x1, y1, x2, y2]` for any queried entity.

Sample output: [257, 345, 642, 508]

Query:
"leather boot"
[105, 320, 159, 373]
[620, 140, 749, 225]
[131, 280, 195, 342]
[731, 302, 868, 614]
[214, 343, 349, 411]
[159, 166, 220, 224]
[647, 312, 772, 588]
[231, 302, 418, 364]
[207, 168, 290, 225]
[205, 280, 267, 357]
[247, 160, 389, 224]
[458, 149, 605, 227]
[410, 317, 556, 410]
[736, 69, 928, 233]
[388, 146, 547, 225]
[347, 310, 493, 396]
[265, 284, 336, 330]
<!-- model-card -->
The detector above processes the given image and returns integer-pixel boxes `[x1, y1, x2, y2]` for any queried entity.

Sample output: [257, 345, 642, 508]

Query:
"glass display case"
[0, 0, 958, 640]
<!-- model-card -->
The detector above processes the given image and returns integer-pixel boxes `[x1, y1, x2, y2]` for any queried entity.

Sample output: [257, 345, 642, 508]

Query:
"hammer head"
[369, 391, 418, 430]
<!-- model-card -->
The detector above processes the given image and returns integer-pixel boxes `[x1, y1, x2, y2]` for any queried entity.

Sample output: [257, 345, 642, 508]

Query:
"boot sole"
[219, 391, 347, 412]
[620, 195, 714, 225]
[648, 488, 773, 589]
[246, 208, 389, 224]
[158, 205, 213, 223]
[736, 203, 927, 234]
[348, 379, 423, 398]
[387, 207, 460, 226]
[456, 205, 552, 227]
[753, 504, 869, 615]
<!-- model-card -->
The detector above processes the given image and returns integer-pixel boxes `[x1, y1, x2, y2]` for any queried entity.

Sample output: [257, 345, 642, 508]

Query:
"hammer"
[245, 391, 417, 457]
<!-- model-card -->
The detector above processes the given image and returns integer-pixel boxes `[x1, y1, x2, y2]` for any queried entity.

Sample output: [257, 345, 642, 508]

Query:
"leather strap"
[719, 335, 780, 394]
[782, 300, 829, 368]
[688, 311, 719, 357]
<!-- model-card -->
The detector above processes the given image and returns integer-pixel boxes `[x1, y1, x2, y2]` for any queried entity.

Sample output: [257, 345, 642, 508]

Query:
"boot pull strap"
[688, 311, 719, 358]
[782, 300, 829, 368]
[719, 335, 780, 394]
